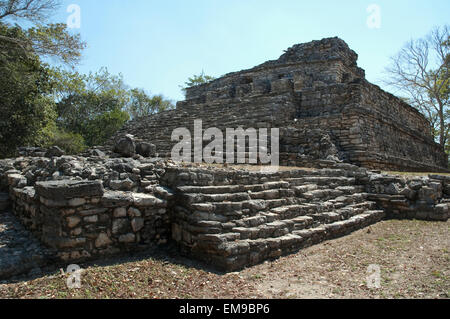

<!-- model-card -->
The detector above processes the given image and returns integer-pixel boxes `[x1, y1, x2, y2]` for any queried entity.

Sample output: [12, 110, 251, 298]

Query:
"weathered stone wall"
[351, 81, 447, 171]
[7, 178, 171, 263]
[365, 173, 450, 221]
[0, 156, 173, 265]
[184, 37, 364, 101]
[106, 92, 297, 160]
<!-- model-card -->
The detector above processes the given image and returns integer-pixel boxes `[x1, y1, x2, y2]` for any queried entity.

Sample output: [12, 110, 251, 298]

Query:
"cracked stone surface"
[0, 210, 56, 280]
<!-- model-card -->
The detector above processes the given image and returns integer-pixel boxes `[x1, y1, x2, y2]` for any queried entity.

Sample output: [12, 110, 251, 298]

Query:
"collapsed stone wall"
[106, 37, 447, 172]
[1, 156, 173, 265]
[366, 173, 450, 221]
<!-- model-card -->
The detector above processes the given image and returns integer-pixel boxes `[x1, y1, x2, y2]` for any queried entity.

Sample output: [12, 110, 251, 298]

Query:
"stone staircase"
[169, 168, 385, 271]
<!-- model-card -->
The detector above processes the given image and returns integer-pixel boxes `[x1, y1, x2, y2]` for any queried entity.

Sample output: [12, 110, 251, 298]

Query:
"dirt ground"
[0, 219, 448, 299]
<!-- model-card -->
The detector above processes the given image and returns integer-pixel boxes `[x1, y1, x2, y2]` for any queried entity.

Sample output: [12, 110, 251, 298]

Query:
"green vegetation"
[0, 23, 56, 156]
[0, 0, 174, 158]
[180, 71, 216, 96]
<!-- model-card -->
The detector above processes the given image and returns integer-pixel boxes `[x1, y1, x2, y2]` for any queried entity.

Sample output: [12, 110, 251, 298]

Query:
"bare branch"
[0, 0, 61, 23]
[384, 25, 449, 148]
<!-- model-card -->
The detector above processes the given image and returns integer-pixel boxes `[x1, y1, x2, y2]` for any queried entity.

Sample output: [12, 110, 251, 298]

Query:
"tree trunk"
[438, 99, 446, 150]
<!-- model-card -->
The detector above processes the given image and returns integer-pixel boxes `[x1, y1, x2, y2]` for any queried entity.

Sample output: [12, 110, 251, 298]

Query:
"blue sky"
[52, 0, 450, 102]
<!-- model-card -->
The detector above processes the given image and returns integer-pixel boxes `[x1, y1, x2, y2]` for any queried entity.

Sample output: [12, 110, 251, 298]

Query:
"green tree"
[127, 88, 174, 119]
[0, 1, 85, 65]
[83, 109, 130, 147]
[41, 127, 87, 154]
[0, 23, 56, 157]
[180, 71, 215, 96]
[0, 0, 86, 157]
[51, 67, 131, 147]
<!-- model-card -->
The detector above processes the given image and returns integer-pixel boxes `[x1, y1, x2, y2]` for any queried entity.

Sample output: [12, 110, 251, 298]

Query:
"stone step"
[232, 220, 295, 240]
[292, 184, 319, 194]
[181, 192, 252, 204]
[173, 197, 300, 223]
[0, 193, 10, 212]
[232, 197, 372, 229]
[229, 201, 377, 241]
[300, 188, 345, 201]
[294, 210, 385, 243]
[214, 210, 385, 271]
[286, 176, 356, 187]
[309, 201, 376, 227]
[329, 192, 368, 205]
[180, 188, 296, 204]
[300, 187, 367, 202]
[336, 185, 366, 194]
[182, 184, 366, 205]
[181, 192, 370, 226]
[191, 197, 297, 215]
[177, 181, 290, 195]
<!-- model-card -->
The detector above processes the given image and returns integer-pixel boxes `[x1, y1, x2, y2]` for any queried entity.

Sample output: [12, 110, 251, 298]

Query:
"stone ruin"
[0, 37, 449, 279]
[107, 37, 447, 172]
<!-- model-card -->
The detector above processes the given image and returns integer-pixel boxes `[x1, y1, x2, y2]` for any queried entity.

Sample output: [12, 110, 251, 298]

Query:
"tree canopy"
[128, 88, 174, 119]
[0, 0, 86, 65]
[0, 22, 55, 156]
[0, 1, 172, 157]
[180, 71, 215, 96]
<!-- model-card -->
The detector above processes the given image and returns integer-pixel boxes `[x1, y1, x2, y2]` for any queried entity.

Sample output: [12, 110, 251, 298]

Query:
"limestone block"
[36, 180, 104, 200]
[66, 216, 81, 228]
[113, 207, 127, 218]
[118, 233, 136, 243]
[131, 218, 144, 232]
[95, 233, 113, 248]
[112, 218, 131, 235]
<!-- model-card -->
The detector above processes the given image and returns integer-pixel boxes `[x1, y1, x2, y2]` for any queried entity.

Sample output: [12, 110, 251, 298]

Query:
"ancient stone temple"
[1, 38, 449, 279]
[108, 37, 448, 172]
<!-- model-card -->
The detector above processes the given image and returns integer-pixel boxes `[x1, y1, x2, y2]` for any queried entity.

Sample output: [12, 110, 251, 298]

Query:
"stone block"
[132, 193, 165, 207]
[131, 218, 144, 232]
[66, 216, 81, 228]
[112, 218, 131, 235]
[36, 180, 104, 200]
[7, 174, 27, 188]
[113, 207, 127, 218]
[102, 191, 133, 207]
[119, 233, 136, 243]
[271, 79, 294, 93]
[136, 142, 156, 158]
[95, 233, 113, 248]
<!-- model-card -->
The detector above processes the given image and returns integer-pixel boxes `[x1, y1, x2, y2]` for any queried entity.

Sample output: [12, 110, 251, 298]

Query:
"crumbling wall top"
[263, 37, 359, 67]
[184, 37, 365, 102]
